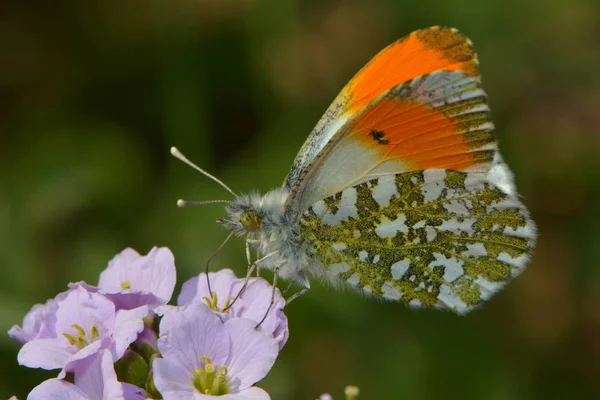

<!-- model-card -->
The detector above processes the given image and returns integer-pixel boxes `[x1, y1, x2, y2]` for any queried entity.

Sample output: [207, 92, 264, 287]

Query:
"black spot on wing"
[370, 129, 389, 145]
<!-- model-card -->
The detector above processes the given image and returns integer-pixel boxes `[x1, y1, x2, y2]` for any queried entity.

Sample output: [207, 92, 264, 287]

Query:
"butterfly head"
[218, 199, 263, 235]
[218, 189, 288, 238]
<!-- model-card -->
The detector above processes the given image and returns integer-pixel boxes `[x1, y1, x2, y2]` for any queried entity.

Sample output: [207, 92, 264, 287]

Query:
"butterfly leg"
[205, 232, 235, 297]
[223, 250, 279, 312]
[255, 262, 282, 329]
[285, 287, 309, 306]
[256, 248, 261, 277]
[245, 240, 253, 269]
[245, 239, 262, 276]
[282, 280, 295, 295]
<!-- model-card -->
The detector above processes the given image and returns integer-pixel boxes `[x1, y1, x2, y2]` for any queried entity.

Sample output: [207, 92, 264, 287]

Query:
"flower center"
[63, 324, 99, 350]
[192, 356, 229, 396]
[120, 280, 131, 289]
[202, 292, 234, 313]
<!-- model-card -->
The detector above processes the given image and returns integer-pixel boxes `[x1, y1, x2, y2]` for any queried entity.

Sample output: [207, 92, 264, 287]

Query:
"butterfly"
[173, 26, 536, 315]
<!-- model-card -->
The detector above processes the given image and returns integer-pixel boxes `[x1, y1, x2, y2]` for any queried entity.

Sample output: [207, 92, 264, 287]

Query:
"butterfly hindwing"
[299, 170, 535, 313]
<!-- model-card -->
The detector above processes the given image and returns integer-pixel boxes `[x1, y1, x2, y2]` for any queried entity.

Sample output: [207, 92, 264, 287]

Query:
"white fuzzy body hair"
[223, 188, 319, 287]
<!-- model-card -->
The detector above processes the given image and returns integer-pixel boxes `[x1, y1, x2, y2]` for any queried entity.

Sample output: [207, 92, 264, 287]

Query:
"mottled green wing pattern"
[300, 170, 536, 314]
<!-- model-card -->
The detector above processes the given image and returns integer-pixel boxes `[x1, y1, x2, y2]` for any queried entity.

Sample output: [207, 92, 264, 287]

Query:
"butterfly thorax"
[218, 189, 314, 286]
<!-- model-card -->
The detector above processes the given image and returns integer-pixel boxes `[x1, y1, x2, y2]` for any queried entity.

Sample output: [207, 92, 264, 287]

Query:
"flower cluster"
[9, 247, 288, 399]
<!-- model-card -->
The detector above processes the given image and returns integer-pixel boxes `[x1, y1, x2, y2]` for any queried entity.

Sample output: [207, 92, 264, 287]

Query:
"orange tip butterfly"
[173, 26, 536, 314]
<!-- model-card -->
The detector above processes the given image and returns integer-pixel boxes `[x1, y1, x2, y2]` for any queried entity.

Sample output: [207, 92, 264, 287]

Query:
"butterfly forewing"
[284, 26, 480, 194]
[286, 70, 498, 212]
[299, 170, 535, 313]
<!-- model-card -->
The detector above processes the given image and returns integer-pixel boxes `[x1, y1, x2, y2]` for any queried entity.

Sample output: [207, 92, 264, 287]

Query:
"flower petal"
[98, 248, 142, 293]
[55, 287, 116, 348]
[235, 387, 272, 400]
[111, 306, 148, 360]
[73, 350, 124, 400]
[230, 278, 288, 349]
[59, 338, 112, 379]
[122, 383, 147, 400]
[178, 269, 237, 307]
[10, 290, 69, 345]
[153, 358, 194, 395]
[8, 303, 47, 344]
[223, 318, 278, 391]
[159, 390, 198, 400]
[28, 379, 90, 400]
[18, 338, 71, 370]
[193, 387, 271, 400]
[158, 303, 229, 371]
[143, 247, 177, 303]
[102, 292, 164, 311]
[99, 247, 176, 307]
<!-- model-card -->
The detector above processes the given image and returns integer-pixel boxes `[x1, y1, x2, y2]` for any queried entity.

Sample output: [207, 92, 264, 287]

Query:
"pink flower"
[98, 247, 176, 310]
[153, 302, 278, 399]
[28, 350, 146, 400]
[17, 286, 147, 378]
[8, 291, 68, 345]
[178, 269, 288, 349]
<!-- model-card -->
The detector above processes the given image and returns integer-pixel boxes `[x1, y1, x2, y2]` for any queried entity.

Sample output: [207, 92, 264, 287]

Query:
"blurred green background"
[2, 0, 600, 398]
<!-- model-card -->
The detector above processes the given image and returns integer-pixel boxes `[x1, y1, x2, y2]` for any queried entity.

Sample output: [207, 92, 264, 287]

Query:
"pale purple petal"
[229, 278, 288, 349]
[10, 290, 69, 344]
[154, 304, 176, 316]
[177, 269, 237, 307]
[9, 396, 19, 400]
[73, 350, 124, 400]
[19, 286, 127, 377]
[105, 292, 166, 311]
[99, 247, 176, 307]
[59, 339, 109, 379]
[192, 387, 271, 400]
[223, 318, 278, 391]
[177, 270, 288, 349]
[233, 387, 272, 400]
[153, 358, 195, 395]
[111, 306, 148, 360]
[318, 394, 334, 400]
[18, 338, 71, 370]
[135, 321, 158, 350]
[28, 379, 90, 400]
[98, 249, 141, 293]
[68, 281, 99, 293]
[9, 303, 47, 344]
[159, 391, 198, 400]
[55, 287, 116, 349]
[122, 384, 147, 400]
[157, 303, 229, 372]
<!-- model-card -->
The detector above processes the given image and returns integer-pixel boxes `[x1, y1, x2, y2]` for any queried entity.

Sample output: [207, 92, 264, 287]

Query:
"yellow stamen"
[201, 293, 235, 313]
[192, 356, 230, 395]
[90, 325, 99, 340]
[72, 324, 86, 337]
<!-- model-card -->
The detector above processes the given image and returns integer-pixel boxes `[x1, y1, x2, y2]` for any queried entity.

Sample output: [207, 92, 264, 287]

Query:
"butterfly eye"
[240, 210, 262, 231]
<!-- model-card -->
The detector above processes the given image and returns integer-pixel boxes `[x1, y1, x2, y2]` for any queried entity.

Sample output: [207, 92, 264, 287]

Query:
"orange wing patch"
[346, 26, 479, 113]
[348, 74, 495, 172]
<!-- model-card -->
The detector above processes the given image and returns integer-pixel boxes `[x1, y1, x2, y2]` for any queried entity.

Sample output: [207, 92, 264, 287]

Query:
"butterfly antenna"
[177, 199, 232, 207]
[170, 147, 238, 197]
[205, 231, 235, 297]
